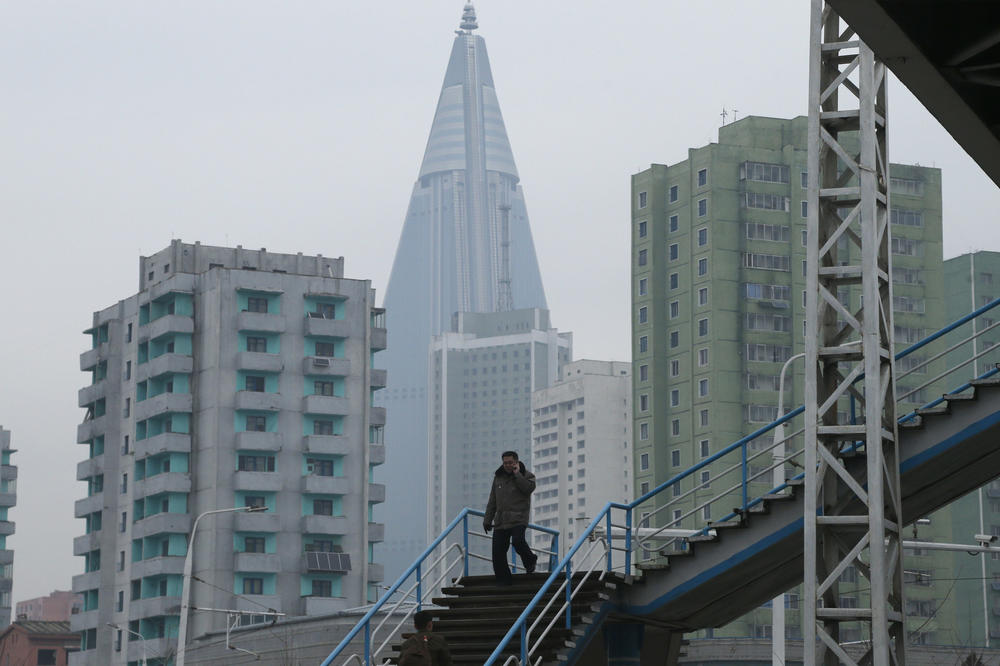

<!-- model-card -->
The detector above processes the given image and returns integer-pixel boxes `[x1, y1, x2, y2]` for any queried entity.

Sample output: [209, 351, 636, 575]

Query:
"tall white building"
[72, 241, 386, 665]
[530, 361, 632, 557]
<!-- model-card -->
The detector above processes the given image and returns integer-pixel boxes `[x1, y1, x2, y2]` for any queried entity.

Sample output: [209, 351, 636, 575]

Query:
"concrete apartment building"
[0, 427, 15, 628]
[427, 309, 571, 543]
[16, 591, 82, 623]
[529, 360, 632, 557]
[72, 241, 386, 665]
[630, 116, 945, 646]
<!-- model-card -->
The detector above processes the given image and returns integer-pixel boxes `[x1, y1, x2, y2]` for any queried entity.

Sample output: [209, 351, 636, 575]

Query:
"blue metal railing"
[481, 296, 1000, 664]
[321, 508, 558, 666]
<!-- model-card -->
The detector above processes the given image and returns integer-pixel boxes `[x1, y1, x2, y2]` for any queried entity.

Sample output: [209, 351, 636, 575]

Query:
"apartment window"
[639, 365, 648, 382]
[670, 331, 679, 348]
[238, 454, 276, 472]
[700, 470, 711, 489]
[669, 243, 679, 261]
[698, 348, 709, 366]
[307, 458, 335, 476]
[638, 249, 647, 266]
[246, 297, 268, 313]
[116, 590, 124, 613]
[315, 341, 337, 357]
[891, 237, 922, 256]
[244, 495, 266, 509]
[699, 409, 709, 427]
[740, 161, 790, 184]
[890, 176, 924, 196]
[314, 420, 336, 436]
[245, 415, 267, 432]
[669, 214, 679, 232]
[669, 273, 679, 289]
[742, 253, 790, 271]
[118, 550, 125, 572]
[670, 360, 680, 377]
[698, 318, 709, 336]
[638, 220, 647, 238]
[638, 278, 648, 296]
[314, 380, 335, 396]
[120, 473, 127, 494]
[670, 301, 679, 318]
[698, 287, 708, 306]
[697, 198, 708, 217]
[639, 423, 649, 441]
[126, 323, 133, 342]
[638, 191, 647, 208]
[697, 168, 707, 187]
[671, 450, 681, 467]
[698, 378, 709, 397]
[640, 482, 650, 495]
[700, 440, 710, 458]
[123, 398, 130, 418]
[639, 394, 649, 412]
[125, 360, 131, 380]
[802, 260, 807, 277]
[698, 258, 708, 276]
[313, 499, 334, 516]
[119, 512, 127, 533]
[670, 389, 680, 407]
[246, 336, 267, 353]
[639, 453, 649, 470]
[694, 229, 707, 249]
[245, 536, 266, 553]
[801, 229, 808, 246]
[801, 171, 808, 188]
[744, 222, 790, 242]
[245, 375, 266, 392]
[638, 307, 648, 324]
[312, 579, 334, 597]
[639, 336, 648, 353]
[743, 192, 790, 211]
[801, 200, 808, 218]
[671, 419, 680, 436]
[243, 578, 264, 595]
[669, 185, 678, 202]
[744, 313, 791, 332]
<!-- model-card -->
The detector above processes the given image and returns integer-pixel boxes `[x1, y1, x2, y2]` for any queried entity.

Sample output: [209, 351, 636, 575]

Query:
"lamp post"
[108, 622, 148, 666]
[176, 505, 268, 666]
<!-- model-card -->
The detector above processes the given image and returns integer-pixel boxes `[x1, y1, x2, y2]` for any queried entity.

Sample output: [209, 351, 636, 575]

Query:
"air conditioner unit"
[313, 358, 330, 368]
[306, 464, 315, 474]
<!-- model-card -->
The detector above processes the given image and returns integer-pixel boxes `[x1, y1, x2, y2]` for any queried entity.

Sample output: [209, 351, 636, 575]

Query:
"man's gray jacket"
[484, 461, 536, 530]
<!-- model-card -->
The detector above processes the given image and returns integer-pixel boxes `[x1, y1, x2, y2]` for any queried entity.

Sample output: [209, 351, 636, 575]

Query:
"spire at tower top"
[459, 3, 478, 32]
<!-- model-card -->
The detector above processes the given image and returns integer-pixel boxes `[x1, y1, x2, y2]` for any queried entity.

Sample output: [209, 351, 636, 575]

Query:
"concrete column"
[605, 623, 643, 665]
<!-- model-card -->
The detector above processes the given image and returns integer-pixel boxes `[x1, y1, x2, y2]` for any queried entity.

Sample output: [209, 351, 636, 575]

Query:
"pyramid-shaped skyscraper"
[378, 4, 547, 578]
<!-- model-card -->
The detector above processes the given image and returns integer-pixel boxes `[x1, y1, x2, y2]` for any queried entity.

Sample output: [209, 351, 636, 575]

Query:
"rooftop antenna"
[459, 3, 478, 33]
[733, 108, 739, 122]
[720, 108, 728, 125]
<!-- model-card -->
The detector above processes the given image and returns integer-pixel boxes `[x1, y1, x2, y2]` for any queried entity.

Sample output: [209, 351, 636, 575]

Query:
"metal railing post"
[625, 510, 633, 577]
[564, 561, 572, 629]
[741, 443, 748, 514]
[605, 512, 613, 571]
[415, 563, 422, 612]
[463, 514, 470, 577]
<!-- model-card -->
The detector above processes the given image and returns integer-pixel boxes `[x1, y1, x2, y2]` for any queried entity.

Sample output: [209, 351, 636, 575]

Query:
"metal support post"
[804, 2, 905, 665]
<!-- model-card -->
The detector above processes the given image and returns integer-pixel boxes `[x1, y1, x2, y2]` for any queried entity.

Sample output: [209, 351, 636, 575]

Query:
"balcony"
[74, 495, 104, 519]
[135, 432, 191, 459]
[370, 407, 387, 426]
[0, 492, 15, 509]
[238, 311, 286, 334]
[236, 351, 284, 373]
[134, 393, 192, 421]
[304, 596, 348, 616]
[134, 472, 191, 498]
[0, 520, 15, 537]
[131, 555, 185, 579]
[235, 552, 281, 573]
[1, 465, 17, 483]
[69, 608, 99, 633]
[234, 511, 280, 532]
[302, 395, 350, 416]
[235, 595, 282, 614]
[77, 382, 106, 409]
[234, 471, 283, 492]
[128, 595, 181, 620]
[369, 444, 386, 465]
[235, 391, 282, 412]
[369, 483, 386, 504]
[302, 356, 351, 376]
[132, 513, 193, 540]
[368, 522, 385, 542]
[370, 369, 387, 389]
[71, 570, 101, 593]
[77, 416, 107, 444]
[79, 346, 104, 372]
[235, 431, 282, 452]
[368, 563, 385, 581]
[77, 456, 105, 481]
[142, 314, 194, 342]
[73, 532, 102, 556]
[371, 327, 387, 351]
[0, 551, 14, 566]
[300, 515, 349, 535]
[304, 316, 351, 339]
[303, 435, 352, 456]
[137, 353, 193, 381]
[302, 475, 351, 495]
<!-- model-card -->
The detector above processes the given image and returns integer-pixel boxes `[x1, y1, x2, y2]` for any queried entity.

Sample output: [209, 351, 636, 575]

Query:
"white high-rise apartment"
[72, 241, 386, 665]
[530, 361, 632, 557]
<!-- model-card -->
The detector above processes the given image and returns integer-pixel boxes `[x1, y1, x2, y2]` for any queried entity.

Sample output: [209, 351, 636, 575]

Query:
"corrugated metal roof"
[13, 620, 73, 635]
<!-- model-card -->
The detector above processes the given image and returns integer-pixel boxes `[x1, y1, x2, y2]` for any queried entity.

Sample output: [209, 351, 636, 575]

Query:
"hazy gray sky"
[1, 1, 998, 603]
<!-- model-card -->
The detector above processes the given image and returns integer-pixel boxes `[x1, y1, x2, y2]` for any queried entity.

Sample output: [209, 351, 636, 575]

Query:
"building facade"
[16, 591, 82, 623]
[630, 116, 944, 643]
[0, 427, 15, 628]
[427, 309, 570, 542]
[530, 360, 633, 557]
[72, 241, 386, 665]
[0, 621, 77, 666]
[379, 3, 548, 579]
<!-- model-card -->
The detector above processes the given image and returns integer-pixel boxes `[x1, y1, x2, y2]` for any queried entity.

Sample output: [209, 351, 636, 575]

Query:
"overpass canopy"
[829, 0, 1000, 187]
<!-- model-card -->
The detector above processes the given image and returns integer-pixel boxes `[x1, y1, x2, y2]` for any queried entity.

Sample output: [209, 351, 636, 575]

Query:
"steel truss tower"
[804, 2, 905, 665]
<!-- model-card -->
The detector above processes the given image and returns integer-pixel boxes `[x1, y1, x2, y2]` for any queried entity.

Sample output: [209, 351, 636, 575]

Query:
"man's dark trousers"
[492, 525, 536, 584]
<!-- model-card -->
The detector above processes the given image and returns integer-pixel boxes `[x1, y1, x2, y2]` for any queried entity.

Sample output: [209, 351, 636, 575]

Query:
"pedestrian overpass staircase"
[323, 300, 1000, 665]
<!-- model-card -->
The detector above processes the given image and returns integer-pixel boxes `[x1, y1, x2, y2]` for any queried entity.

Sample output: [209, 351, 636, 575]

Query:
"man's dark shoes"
[525, 555, 537, 574]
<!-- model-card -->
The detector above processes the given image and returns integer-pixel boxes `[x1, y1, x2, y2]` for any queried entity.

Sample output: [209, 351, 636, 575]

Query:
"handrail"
[322, 508, 559, 666]
[483, 297, 1000, 665]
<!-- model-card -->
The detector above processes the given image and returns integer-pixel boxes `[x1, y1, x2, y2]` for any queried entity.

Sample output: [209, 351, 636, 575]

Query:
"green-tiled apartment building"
[630, 116, 950, 647]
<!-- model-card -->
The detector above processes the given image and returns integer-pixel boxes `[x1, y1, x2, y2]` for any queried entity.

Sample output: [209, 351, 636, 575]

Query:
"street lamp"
[107, 622, 148, 666]
[176, 504, 268, 666]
